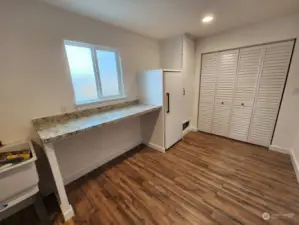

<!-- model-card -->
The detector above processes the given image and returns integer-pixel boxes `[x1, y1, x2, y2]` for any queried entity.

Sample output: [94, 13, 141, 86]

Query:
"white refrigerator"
[139, 69, 183, 151]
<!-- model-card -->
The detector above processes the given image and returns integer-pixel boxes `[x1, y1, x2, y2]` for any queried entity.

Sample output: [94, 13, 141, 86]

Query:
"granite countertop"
[33, 101, 161, 143]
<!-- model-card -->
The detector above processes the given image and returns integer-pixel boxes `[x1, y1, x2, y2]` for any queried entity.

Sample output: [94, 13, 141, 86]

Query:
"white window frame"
[64, 40, 126, 106]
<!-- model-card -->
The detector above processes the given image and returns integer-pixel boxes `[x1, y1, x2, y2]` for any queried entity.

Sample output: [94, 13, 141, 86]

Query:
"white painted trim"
[63, 142, 143, 184]
[190, 127, 197, 132]
[183, 128, 191, 136]
[290, 149, 299, 184]
[162, 69, 182, 72]
[269, 145, 291, 154]
[183, 126, 197, 136]
[268, 146, 299, 184]
[75, 96, 126, 110]
[144, 142, 166, 153]
[43, 143, 74, 222]
[61, 205, 75, 222]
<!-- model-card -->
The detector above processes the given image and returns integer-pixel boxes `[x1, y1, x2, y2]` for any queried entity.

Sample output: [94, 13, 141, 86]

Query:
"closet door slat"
[212, 50, 239, 137]
[198, 40, 294, 147]
[247, 40, 294, 147]
[198, 53, 218, 132]
[229, 46, 263, 141]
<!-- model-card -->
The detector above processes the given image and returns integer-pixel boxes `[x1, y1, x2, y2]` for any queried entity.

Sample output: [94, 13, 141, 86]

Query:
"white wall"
[160, 36, 183, 70]
[291, 124, 299, 181]
[0, 0, 160, 189]
[139, 70, 164, 150]
[294, 128, 299, 162]
[0, 0, 160, 144]
[182, 36, 195, 123]
[194, 13, 299, 150]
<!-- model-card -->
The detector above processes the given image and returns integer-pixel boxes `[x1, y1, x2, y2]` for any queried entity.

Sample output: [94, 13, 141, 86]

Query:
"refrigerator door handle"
[166, 93, 170, 113]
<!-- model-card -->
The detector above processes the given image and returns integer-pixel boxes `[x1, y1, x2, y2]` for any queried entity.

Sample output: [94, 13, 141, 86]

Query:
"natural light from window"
[64, 41, 124, 105]
[96, 50, 120, 97]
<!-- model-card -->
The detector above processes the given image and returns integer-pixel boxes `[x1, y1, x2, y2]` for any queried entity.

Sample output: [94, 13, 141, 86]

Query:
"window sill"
[75, 96, 127, 110]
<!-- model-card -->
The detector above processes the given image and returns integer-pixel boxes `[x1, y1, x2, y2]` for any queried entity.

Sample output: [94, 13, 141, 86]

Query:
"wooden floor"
[2, 131, 299, 225]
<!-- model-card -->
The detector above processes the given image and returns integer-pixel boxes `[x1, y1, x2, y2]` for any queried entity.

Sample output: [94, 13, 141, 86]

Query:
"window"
[64, 40, 125, 105]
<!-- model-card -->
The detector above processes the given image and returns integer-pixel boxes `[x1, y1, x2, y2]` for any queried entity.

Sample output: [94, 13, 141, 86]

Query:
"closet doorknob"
[221, 101, 224, 105]
[241, 103, 244, 106]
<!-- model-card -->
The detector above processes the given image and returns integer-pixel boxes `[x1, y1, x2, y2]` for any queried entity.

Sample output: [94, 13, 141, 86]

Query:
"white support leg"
[43, 143, 74, 221]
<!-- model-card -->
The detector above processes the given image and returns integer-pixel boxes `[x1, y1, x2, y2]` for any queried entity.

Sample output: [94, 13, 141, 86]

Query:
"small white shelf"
[0, 141, 38, 213]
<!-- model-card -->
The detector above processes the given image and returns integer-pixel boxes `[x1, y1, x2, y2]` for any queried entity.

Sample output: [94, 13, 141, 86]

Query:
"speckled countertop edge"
[32, 100, 139, 128]
[32, 101, 162, 143]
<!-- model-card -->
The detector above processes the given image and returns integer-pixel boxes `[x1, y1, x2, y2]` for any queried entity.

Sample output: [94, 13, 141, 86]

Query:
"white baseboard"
[144, 142, 165, 153]
[63, 142, 142, 184]
[290, 149, 299, 184]
[269, 145, 291, 154]
[183, 126, 197, 136]
[269, 146, 299, 184]
[61, 204, 74, 222]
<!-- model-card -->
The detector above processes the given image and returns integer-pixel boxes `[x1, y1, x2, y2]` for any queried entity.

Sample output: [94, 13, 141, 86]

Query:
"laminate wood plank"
[2, 131, 299, 225]
[127, 150, 263, 224]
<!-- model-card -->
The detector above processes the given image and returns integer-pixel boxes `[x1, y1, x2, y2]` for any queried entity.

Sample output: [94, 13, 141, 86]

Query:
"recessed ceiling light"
[202, 15, 214, 23]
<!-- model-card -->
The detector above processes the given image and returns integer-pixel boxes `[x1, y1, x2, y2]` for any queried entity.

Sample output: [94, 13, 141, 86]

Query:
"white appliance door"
[164, 71, 183, 149]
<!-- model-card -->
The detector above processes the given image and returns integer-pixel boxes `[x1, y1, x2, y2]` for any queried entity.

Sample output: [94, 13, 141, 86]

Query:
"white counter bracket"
[43, 143, 74, 221]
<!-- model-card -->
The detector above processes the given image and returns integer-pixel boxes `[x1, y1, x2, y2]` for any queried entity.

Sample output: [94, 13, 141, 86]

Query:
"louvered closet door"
[198, 53, 218, 132]
[248, 40, 294, 147]
[229, 46, 263, 142]
[212, 50, 239, 137]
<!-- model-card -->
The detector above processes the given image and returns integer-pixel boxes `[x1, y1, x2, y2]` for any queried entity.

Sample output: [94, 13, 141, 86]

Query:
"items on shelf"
[0, 149, 31, 170]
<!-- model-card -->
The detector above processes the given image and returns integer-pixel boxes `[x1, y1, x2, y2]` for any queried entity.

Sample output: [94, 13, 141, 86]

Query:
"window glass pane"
[96, 50, 120, 97]
[65, 44, 98, 104]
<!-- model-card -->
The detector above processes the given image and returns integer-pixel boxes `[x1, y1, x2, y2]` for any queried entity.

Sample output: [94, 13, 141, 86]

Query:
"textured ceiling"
[40, 0, 299, 39]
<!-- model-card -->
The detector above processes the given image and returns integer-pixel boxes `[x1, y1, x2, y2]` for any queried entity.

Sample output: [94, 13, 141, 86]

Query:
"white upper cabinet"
[198, 52, 218, 133]
[212, 50, 239, 137]
[229, 46, 263, 142]
[248, 41, 294, 147]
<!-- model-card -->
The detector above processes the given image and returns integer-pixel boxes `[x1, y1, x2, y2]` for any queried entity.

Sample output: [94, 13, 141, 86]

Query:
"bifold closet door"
[229, 46, 263, 142]
[248, 40, 294, 147]
[198, 53, 218, 133]
[212, 50, 239, 137]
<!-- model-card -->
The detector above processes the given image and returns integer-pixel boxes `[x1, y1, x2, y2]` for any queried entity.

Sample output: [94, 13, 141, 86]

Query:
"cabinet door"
[229, 46, 263, 141]
[164, 71, 183, 149]
[248, 41, 294, 147]
[212, 50, 239, 137]
[198, 53, 218, 133]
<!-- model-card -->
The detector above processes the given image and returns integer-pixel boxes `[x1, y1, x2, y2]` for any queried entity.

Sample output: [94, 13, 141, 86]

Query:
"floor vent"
[183, 120, 190, 131]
